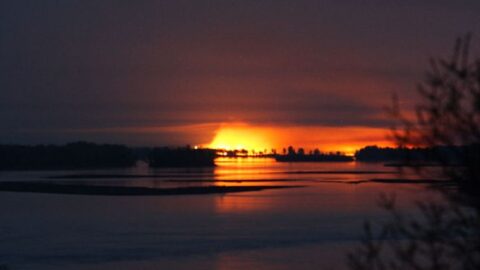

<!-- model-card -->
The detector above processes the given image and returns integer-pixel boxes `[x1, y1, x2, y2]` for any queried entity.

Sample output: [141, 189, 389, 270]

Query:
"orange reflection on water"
[210, 158, 437, 215]
[213, 157, 287, 184]
[212, 158, 287, 214]
[214, 193, 277, 214]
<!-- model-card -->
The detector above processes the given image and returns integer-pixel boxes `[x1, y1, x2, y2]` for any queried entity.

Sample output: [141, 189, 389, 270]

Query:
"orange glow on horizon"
[208, 123, 276, 152]
[207, 123, 394, 155]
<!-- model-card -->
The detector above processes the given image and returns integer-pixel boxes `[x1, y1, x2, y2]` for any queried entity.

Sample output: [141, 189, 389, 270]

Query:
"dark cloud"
[1, 0, 479, 145]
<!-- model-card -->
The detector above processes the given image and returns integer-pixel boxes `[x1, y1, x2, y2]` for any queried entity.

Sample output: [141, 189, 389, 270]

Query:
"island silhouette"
[0, 141, 473, 171]
[0, 141, 475, 197]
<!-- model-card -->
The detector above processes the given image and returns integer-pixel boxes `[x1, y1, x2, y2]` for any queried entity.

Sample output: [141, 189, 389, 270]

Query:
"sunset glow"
[208, 123, 275, 152]
[2, 1, 479, 270]
[207, 123, 394, 155]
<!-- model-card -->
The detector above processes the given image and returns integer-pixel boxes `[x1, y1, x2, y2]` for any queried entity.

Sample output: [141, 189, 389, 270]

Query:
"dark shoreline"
[336, 178, 454, 185]
[47, 170, 393, 180]
[0, 181, 303, 196]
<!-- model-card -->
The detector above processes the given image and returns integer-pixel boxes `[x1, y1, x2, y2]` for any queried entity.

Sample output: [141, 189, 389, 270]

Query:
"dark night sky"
[1, 0, 479, 148]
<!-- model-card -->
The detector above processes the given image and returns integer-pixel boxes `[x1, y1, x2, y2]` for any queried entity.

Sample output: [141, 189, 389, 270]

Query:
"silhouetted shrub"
[348, 35, 480, 270]
[390, 34, 480, 196]
[348, 195, 480, 270]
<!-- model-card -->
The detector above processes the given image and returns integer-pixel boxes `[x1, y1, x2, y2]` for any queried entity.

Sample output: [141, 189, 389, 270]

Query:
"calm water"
[0, 158, 440, 270]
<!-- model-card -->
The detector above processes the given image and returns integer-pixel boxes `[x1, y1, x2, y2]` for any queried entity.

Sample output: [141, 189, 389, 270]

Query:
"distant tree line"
[278, 146, 346, 156]
[0, 141, 136, 170]
[148, 146, 216, 167]
[354, 145, 478, 164]
[276, 146, 353, 162]
[0, 142, 221, 170]
[8, 142, 474, 170]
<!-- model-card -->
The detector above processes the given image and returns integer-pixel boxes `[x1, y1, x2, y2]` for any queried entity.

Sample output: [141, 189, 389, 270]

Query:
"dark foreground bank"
[0, 181, 303, 196]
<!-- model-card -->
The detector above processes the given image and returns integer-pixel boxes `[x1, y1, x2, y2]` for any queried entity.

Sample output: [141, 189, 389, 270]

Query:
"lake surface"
[0, 158, 441, 270]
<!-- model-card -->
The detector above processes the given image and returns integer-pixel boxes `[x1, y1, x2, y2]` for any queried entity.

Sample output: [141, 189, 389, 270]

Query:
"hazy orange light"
[208, 123, 276, 152]
[208, 123, 394, 155]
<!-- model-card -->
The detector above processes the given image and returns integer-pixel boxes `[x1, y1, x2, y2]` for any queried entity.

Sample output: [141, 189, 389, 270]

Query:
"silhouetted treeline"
[223, 149, 249, 157]
[0, 143, 216, 170]
[275, 146, 353, 162]
[0, 142, 136, 170]
[355, 146, 425, 162]
[148, 147, 216, 167]
[354, 145, 478, 165]
[131, 147, 152, 161]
